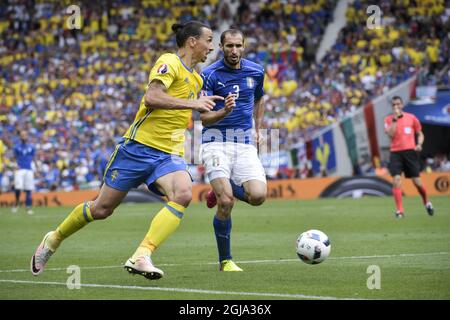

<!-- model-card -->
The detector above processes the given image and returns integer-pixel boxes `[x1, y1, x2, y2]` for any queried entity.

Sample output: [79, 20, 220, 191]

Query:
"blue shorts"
[103, 139, 189, 196]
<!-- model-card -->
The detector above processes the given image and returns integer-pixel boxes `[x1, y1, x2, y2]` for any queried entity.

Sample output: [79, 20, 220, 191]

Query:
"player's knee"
[92, 204, 115, 220]
[412, 178, 422, 188]
[217, 193, 234, 209]
[171, 188, 192, 207]
[248, 191, 266, 206]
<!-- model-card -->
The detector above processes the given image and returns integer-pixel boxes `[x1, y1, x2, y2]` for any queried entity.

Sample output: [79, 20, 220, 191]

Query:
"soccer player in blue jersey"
[200, 29, 267, 271]
[12, 131, 36, 215]
[30, 21, 223, 280]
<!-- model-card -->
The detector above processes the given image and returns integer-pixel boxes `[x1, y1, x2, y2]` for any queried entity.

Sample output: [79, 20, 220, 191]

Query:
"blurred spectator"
[1, 0, 448, 191]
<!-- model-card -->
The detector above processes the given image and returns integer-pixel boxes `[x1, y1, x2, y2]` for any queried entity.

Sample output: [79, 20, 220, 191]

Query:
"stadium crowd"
[253, 0, 449, 147]
[0, 0, 449, 191]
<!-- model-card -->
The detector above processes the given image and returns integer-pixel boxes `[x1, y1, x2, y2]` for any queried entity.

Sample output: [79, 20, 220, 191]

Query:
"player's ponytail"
[171, 23, 184, 34]
[171, 20, 210, 48]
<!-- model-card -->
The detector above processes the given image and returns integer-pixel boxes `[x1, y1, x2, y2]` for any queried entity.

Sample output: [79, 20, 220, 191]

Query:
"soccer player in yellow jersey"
[31, 21, 224, 280]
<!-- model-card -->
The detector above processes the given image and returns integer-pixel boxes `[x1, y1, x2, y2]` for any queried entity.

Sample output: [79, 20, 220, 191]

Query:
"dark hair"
[171, 21, 210, 48]
[220, 29, 245, 45]
[391, 96, 403, 103]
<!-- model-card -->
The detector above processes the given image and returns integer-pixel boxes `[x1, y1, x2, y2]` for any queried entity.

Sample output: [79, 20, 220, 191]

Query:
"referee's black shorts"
[388, 149, 421, 178]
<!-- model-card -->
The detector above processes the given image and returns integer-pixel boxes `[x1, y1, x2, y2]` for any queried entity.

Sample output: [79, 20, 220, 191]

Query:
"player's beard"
[225, 55, 240, 67]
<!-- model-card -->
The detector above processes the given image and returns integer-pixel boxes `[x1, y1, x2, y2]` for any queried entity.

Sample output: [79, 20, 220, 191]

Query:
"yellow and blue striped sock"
[132, 201, 185, 259]
[46, 202, 94, 251]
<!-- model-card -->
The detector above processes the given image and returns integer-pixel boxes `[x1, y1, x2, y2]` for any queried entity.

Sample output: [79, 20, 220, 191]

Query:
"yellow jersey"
[0, 139, 5, 172]
[123, 53, 202, 156]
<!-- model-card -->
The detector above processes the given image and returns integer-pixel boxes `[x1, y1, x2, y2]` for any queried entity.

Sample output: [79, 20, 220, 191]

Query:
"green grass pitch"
[0, 196, 449, 300]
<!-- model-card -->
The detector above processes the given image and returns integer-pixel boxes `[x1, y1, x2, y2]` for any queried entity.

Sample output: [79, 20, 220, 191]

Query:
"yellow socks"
[46, 230, 64, 252]
[131, 201, 185, 260]
[46, 202, 94, 251]
[44, 200, 185, 258]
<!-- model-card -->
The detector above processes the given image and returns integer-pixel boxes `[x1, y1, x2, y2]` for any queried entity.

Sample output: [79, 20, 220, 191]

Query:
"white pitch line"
[329, 251, 450, 260]
[1, 251, 448, 274]
[0, 279, 359, 300]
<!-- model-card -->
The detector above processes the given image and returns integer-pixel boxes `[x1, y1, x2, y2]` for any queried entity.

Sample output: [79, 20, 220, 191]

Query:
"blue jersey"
[14, 142, 35, 170]
[201, 58, 265, 144]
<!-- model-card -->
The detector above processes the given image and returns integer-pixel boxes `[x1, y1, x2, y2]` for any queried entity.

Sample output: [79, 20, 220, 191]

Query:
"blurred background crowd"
[0, 0, 449, 191]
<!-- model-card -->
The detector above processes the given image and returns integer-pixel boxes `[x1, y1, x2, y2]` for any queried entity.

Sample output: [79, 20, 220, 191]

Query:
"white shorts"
[14, 169, 35, 191]
[201, 142, 267, 186]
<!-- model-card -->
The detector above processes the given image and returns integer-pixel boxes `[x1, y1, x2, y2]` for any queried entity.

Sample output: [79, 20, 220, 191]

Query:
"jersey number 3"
[232, 85, 240, 100]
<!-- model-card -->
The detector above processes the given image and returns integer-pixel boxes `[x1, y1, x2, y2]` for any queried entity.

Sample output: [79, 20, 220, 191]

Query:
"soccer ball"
[296, 229, 331, 264]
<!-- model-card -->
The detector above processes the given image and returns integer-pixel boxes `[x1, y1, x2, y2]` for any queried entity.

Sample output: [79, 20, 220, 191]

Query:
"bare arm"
[253, 97, 264, 131]
[415, 131, 424, 151]
[253, 97, 265, 143]
[200, 93, 236, 126]
[200, 109, 229, 126]
[144, 80, 223, 112]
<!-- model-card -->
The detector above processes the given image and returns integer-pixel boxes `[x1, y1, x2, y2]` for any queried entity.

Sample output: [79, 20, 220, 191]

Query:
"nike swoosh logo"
[128, 260, 136, 265]
[218, 82, 225, 87]
[31, 255, 40, 273]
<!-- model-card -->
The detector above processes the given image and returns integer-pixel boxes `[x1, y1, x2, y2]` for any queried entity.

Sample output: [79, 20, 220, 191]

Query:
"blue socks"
[213, 216, 232, 262]
[13, 190, 33, 208]
[14, 190, 20, 206]
[25, 191, 32, 207]
[212, 181, 247, 262]
[230, 180, 247, 202]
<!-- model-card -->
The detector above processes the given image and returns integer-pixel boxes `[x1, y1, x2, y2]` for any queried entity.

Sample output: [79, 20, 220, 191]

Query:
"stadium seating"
[0, 0, 448, 191]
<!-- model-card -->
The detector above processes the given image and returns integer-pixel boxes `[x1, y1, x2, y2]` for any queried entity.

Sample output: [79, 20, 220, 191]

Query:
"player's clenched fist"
[224, 93, 237, 113]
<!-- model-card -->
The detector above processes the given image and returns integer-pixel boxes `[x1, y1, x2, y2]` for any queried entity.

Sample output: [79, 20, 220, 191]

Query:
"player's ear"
[187, 36, 196, 48]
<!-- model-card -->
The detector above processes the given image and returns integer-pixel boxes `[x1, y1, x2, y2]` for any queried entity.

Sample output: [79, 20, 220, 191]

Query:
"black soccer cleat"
[395, 212, 404, 219]
[425, 202, 434, 216]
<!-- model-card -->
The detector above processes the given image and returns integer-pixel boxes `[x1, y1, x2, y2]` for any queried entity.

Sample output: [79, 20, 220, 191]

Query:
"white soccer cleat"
[124, 255, 164, 280]
[11, 207, 18, 214]
[30, 231, 55, 276]
[27, 209, 34, 215]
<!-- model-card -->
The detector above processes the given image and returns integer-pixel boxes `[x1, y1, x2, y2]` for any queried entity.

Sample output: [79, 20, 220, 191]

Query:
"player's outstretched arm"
[200, 93, 236, 126]
[144, 80, 223, 112]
